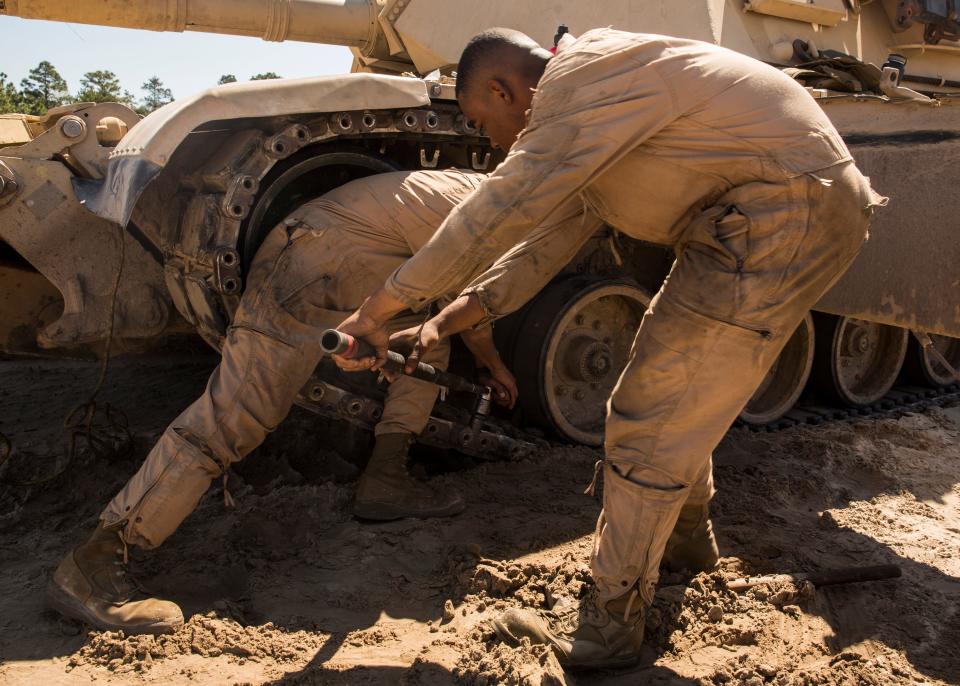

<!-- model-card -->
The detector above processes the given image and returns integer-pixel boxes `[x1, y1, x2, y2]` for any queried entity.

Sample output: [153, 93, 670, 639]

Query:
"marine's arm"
[389, 202, 604, 372]
[380, 127, 597, 311]
[334, 123, 621, 370]
[460, 202, 604, 327]
[337, 65, 676, 367]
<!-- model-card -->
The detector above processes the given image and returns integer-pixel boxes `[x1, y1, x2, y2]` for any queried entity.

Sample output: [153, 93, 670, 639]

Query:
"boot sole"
[45, 579, 182, 636]
[353, 499, 465, 522]
[492, 617, 644, 671]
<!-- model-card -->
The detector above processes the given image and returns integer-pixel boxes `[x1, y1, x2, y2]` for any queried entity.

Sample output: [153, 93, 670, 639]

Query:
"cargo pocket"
[269, 229, 357, 327]
[671, 205, 769, 335]
[247, 222, 325, 311]
[215, 327, 306, 444]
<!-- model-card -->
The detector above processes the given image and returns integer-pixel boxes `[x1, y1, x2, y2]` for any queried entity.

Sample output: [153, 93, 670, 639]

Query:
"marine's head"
[455, 28, 552, 151]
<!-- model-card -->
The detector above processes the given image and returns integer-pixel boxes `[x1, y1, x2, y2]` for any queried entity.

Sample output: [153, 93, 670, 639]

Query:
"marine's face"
[459, 80, 531, 152]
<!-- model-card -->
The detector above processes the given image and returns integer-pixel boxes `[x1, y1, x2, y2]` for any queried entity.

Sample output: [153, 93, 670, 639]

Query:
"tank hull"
[1, 0, 958, 436]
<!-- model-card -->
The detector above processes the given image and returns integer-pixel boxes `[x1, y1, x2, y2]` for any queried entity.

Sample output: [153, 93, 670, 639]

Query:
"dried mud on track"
[1, 354, 958, 686]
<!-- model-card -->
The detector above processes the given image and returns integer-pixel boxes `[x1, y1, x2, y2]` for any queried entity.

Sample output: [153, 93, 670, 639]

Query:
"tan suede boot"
[353, 433, 465, 521]
[662, 502, 719, 574]
[493, 587, 646, 670]
[46, 524, 184, 635]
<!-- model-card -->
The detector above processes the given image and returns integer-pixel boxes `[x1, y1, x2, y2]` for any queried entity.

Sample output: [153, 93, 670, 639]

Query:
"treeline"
[0, 62, 283, 116]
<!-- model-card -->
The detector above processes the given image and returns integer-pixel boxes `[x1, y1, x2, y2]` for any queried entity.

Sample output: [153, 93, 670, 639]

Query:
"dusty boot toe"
[493, 608, 556, 647]
[492, 590, 646, 670]
[47, 576, 184, 635]
[47, 525, 184, 635]
[353, 478, 464, 521]
[353, 433, 466, 521]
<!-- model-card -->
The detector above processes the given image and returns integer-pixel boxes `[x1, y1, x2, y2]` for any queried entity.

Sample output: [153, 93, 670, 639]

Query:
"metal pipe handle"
[320, 329, 489, 395]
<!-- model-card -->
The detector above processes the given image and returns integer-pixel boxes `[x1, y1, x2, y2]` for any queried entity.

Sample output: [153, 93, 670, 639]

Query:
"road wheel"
[812, 313, 908, 407]
[508, 277, 650, 446]
[740, 313, 815, 426]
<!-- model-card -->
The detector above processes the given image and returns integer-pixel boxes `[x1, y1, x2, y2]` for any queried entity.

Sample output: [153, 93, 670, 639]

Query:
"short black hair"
[455, 28, 539, 97]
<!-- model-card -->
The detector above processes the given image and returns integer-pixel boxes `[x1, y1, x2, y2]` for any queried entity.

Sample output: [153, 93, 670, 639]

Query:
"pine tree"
[250, 72, 282, 80]
[217, 74, 238, 85]
[140, 76, 173, 114]
[19, 61, 69, 114]
[0, 72, 22, 114]
[76, 70, 123, 104]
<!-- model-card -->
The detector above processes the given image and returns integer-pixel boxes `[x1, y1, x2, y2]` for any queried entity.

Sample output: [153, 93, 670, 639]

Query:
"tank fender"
[75, 73, 430, 227]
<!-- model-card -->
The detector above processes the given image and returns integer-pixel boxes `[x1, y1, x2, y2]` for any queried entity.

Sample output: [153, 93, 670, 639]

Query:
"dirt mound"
[454, 638, 570, 686]
[67, 611, 325, 674]
[0, 357, 957, 685]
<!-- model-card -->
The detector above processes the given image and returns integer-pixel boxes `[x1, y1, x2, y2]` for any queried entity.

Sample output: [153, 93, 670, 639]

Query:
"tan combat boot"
[352, 432, 465, 521]
[662, 502, 720, 574]
[493, 587, 646, 670]
[46, 524, 184, 635]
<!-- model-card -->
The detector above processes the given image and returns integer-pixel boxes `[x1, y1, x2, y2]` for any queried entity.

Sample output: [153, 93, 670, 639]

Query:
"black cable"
[2, 226, 131, 486]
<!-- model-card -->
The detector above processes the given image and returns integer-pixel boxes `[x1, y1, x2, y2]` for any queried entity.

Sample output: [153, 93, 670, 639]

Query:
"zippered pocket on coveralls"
[703, 312, 772, 340]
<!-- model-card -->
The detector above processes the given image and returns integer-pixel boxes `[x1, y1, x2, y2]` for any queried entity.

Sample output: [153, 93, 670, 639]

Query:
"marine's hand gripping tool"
[320, 329, 494, 430]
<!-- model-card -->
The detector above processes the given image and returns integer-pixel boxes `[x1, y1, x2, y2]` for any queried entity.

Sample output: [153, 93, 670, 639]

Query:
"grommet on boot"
[662, 502, 720, 574]
[353, 433, 464, 521]
[46, 523, 184, 635]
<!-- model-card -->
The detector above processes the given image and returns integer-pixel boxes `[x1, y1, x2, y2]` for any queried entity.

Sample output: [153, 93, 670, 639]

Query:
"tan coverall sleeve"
[461, 200, 604, 325]
[382, 68, 677, 310]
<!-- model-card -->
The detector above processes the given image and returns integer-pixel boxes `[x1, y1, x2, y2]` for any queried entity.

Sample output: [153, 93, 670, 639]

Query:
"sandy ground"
[0, 353, 958, 686]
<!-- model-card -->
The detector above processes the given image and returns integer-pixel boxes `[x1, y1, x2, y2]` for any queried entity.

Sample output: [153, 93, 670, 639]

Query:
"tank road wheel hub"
[544, 284, 649, 445]
[510, 279, 650, 446]
[740, 313, 815, 426]
[904, 333, 960, 388]
[813, 314, 909, 407]
[563, 337, 615, 383]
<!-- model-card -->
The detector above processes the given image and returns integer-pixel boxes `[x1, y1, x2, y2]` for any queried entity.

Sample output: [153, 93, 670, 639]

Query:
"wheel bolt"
[574, 315, 585, 326]
[574, 389, 585, 401]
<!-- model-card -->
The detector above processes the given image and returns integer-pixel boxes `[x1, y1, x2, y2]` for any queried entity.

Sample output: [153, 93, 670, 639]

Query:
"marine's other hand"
[479, 364, 519, 409]
[389, 321, 441, 375]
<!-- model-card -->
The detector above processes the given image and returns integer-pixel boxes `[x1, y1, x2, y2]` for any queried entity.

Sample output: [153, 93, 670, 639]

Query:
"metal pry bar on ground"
[728, 564, 902, 591]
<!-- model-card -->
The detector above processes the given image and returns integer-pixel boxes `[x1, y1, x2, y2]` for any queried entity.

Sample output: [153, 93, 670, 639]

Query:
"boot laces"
[109, 529, 141, 597]
[553, 587, 606, 635]
[553, 585, 641, 635]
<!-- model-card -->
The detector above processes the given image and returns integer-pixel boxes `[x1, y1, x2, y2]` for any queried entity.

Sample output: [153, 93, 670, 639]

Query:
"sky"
[0, 17, 355, 101]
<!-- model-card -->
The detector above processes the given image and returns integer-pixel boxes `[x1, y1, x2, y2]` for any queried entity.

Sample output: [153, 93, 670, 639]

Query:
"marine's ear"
[486, 78, 516, 107]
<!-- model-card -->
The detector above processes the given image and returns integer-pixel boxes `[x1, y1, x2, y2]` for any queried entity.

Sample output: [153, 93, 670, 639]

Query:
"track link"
[737, 383, 960, 433]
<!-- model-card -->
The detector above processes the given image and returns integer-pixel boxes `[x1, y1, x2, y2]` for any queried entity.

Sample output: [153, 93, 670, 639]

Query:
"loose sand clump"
[67, 612, 324, 673]
[453, 631, 571, 686]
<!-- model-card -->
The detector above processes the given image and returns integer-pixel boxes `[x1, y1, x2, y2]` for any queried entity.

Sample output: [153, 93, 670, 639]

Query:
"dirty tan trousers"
[592, 162, 877, 604]
[101, 223, 449, 549]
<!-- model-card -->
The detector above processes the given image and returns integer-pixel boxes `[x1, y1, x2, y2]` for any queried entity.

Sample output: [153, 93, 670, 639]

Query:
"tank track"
[296, 374, 546, 462]
[736, 383, 960, 433]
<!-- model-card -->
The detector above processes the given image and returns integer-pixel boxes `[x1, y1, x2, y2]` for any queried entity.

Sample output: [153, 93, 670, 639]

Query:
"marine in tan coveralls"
[336, 29, 883, 668]
[47, 169, 520, 635]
